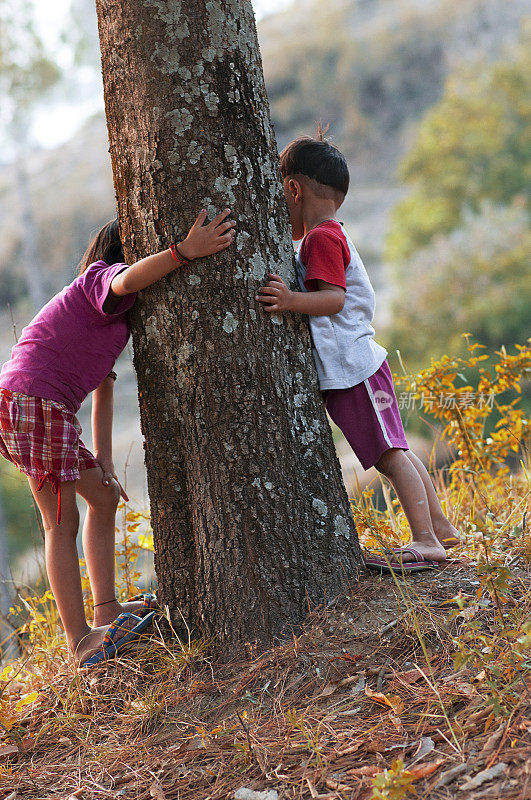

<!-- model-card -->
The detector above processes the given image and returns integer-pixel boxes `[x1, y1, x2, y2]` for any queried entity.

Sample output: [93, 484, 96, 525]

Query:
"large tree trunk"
[95, 0, 363, 653]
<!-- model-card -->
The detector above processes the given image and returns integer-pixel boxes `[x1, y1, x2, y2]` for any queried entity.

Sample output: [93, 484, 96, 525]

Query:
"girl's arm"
[110, 208, 236, 297]
[256, 274, 345, 316]
[92, 374, 128, 500]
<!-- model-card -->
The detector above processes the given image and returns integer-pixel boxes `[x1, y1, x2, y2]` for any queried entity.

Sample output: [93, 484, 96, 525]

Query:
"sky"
[25, 0, 293, 152]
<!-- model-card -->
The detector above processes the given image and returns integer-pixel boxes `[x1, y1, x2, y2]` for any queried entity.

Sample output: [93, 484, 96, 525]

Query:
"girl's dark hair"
[77, 219, 124, 275]
[279, 130, 349, 197]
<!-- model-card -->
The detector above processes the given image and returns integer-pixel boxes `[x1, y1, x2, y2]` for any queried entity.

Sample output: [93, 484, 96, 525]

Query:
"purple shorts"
[322, 359, 408, 470]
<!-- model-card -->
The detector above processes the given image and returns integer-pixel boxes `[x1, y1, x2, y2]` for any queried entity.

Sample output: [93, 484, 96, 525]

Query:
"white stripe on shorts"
[363, 377, 393, 449]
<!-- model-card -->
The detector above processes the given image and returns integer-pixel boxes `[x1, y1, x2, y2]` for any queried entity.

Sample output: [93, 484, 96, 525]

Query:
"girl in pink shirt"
[0, 209, 235, 667]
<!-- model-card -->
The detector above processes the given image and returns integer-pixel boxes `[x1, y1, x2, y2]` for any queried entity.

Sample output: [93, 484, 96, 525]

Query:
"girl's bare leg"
[375, 449, 446, 562]
[76, 466, 147, 627]
[404, 450, 461, 548]
[28, 476, 135, 666]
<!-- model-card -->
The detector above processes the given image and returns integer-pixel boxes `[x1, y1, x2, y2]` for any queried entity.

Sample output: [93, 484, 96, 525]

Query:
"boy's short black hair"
[280, 134, 349, 197]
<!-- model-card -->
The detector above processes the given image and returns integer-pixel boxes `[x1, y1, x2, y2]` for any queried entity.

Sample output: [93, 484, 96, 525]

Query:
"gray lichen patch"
[188, 274, 202, 286]
[249, 252, 267, 281]
[334, 515, 351, 539]
[235, 230, 251, 253]
[175, 342, 193, 368]
[224, 144, 238, 160]
[151, 43, 179, 72]
[203, 91, 220, 115]
[214, 176, 238, 205]
[167, 108, 194, 134]
[312, 498, 328, 517]
[186, 141, 204, 165]
[205, 1, 238, 53]
[143, 0, 188, 37]
[222, 312, 239, 333]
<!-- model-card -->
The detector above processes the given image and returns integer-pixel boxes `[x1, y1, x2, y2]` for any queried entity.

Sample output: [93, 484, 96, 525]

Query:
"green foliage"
[384, 35, 530, 369]
[0, 461, 42, 561]
[387, 41, 530, 261]
[385, 203, 531, 366]
[371, 759, 416, 800]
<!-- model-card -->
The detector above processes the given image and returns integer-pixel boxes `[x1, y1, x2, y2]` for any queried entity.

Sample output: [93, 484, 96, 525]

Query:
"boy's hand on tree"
[178, 208, 236, 260]
[256, 274, 293, 312]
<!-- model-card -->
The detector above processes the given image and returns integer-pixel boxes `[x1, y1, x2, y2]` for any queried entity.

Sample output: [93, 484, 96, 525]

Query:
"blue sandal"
[126, 592, 158, 614]
[80, 610, 156, 668]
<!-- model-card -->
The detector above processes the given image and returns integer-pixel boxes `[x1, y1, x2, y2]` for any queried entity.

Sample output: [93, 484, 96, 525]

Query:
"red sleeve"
[300, 227, 350, 292]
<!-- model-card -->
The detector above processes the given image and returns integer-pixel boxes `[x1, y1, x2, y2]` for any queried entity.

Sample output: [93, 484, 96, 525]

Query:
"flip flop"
[80, 610, 156, 668]
[125, 592, 158, 615]
[364, 547, 439, 574]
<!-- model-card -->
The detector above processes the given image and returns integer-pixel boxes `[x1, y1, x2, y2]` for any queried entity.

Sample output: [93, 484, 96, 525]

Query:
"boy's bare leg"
[375, 449, 446, 563]
[77, 466, 148, 626]
[404, 450, 461, 548]
[27, 476, 136, 666]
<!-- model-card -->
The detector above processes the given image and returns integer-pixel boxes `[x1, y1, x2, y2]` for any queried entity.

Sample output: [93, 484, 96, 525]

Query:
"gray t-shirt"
[295, 220, 387, 390]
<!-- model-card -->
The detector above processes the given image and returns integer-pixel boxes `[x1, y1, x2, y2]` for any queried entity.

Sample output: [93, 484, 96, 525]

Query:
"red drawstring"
[37, 472, 62, 525]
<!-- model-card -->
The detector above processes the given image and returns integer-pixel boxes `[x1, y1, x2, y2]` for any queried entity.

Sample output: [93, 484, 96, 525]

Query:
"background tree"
[95, 0, 362, 653]
[0, 0, 62, 311]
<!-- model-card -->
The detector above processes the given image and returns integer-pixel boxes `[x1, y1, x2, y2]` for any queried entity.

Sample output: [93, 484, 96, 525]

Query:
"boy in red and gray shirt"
[257, 134, 460, 570]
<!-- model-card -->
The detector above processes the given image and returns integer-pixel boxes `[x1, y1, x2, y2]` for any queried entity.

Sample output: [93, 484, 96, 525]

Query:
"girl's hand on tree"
[255, 273, 293, 312]
[178, 209, 236, 260]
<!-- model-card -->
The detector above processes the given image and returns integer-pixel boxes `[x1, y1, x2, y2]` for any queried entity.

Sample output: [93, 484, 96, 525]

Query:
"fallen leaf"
[319, 681, 340, 698]
[0, 743, 18, 759]
[346, 765, 381, 778]
[325, 777, 353, 792]
[410, 736, 435, 765]
[14, 692, 40, 711]
[365, 686, 404, 715]
[328, 654, 362, 665]
[391, 669, 425, 686]
[408, 759, 444, 780]
[479, 721, 506, 758]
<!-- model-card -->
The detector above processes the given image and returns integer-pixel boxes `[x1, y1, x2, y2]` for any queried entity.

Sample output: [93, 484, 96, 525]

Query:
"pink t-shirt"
[0, 262, 136, 413]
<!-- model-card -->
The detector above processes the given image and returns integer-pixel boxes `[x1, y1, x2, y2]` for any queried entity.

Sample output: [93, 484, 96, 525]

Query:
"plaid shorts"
[0, 388, 99, 486]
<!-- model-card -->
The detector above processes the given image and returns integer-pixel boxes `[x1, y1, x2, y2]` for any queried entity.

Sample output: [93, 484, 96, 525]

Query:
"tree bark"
[95, 0, 363, 653]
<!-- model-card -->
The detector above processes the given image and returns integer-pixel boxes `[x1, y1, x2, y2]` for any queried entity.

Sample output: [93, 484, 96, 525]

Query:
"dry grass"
[1, 558, 530, 800]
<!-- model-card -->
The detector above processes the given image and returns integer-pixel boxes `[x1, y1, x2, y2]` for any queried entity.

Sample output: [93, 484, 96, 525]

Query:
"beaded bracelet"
[169, 244, 190, 265]
[107, 370, 117, 381]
